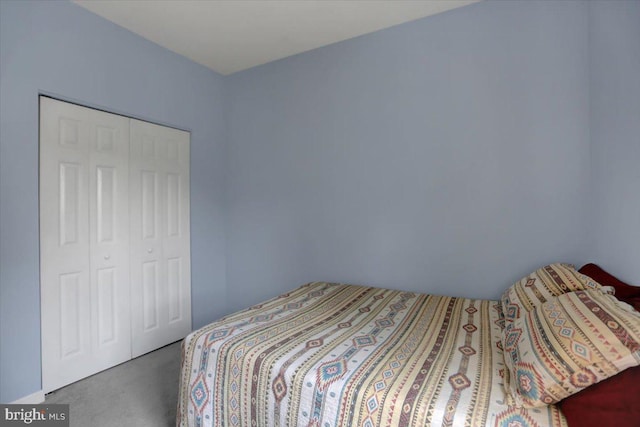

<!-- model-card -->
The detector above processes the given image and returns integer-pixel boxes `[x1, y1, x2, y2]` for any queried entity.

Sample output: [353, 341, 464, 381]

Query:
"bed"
[177, 264, 640, 427]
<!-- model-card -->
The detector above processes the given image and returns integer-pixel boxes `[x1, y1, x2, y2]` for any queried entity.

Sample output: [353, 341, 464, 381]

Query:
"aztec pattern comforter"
[177, 282, 567, 427]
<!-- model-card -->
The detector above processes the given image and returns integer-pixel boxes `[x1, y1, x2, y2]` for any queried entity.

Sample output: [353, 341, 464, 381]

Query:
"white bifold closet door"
[129, 119, 191, 358]
[40, 97, 191, 393]
[40, 98, 132, 392]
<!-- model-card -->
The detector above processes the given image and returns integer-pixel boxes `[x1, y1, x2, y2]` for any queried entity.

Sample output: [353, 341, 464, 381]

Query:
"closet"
[39, 97, 191, 392]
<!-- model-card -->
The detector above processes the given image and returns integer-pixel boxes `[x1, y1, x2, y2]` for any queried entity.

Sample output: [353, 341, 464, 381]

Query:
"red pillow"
[579, 263, 640, 303]
[558, 264, 640, 427]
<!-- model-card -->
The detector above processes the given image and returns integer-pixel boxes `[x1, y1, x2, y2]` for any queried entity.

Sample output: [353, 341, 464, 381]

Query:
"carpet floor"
[46, 341, 182, 427]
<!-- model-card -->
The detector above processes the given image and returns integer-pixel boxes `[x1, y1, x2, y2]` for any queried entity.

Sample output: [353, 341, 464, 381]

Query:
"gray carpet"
[46, 341, 182, 427]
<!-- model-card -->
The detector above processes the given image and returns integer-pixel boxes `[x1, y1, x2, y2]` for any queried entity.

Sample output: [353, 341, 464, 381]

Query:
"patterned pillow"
[500, 264, 615, 397]
[503, 289, 640, 407]
[500, 263, 608, 326]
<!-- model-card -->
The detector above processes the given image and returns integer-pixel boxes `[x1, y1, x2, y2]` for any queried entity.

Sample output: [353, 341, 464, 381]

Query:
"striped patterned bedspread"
[177, 282, 567, 427]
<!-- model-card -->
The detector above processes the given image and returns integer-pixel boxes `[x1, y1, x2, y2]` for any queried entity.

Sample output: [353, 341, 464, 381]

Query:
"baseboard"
[10, 390, 45, 404]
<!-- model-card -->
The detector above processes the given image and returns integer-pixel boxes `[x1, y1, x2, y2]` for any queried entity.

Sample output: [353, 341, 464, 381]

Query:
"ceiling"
[73, 0, 478, 76]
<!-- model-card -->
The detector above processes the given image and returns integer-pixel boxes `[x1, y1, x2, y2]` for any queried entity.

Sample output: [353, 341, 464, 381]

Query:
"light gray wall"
[225, 0, 592, 311]
[589, 1, 640, 285]
[0, 1, 226, 403]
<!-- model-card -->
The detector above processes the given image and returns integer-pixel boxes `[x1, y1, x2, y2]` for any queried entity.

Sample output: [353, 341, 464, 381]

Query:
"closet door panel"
[130, 123, 165, 356]
[164, 129, 191, 331]
[130, 119, 191, 357]
[88, 108, 131, 369]
[40, 97, 130, 392]
[41, 99, 92, 393]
